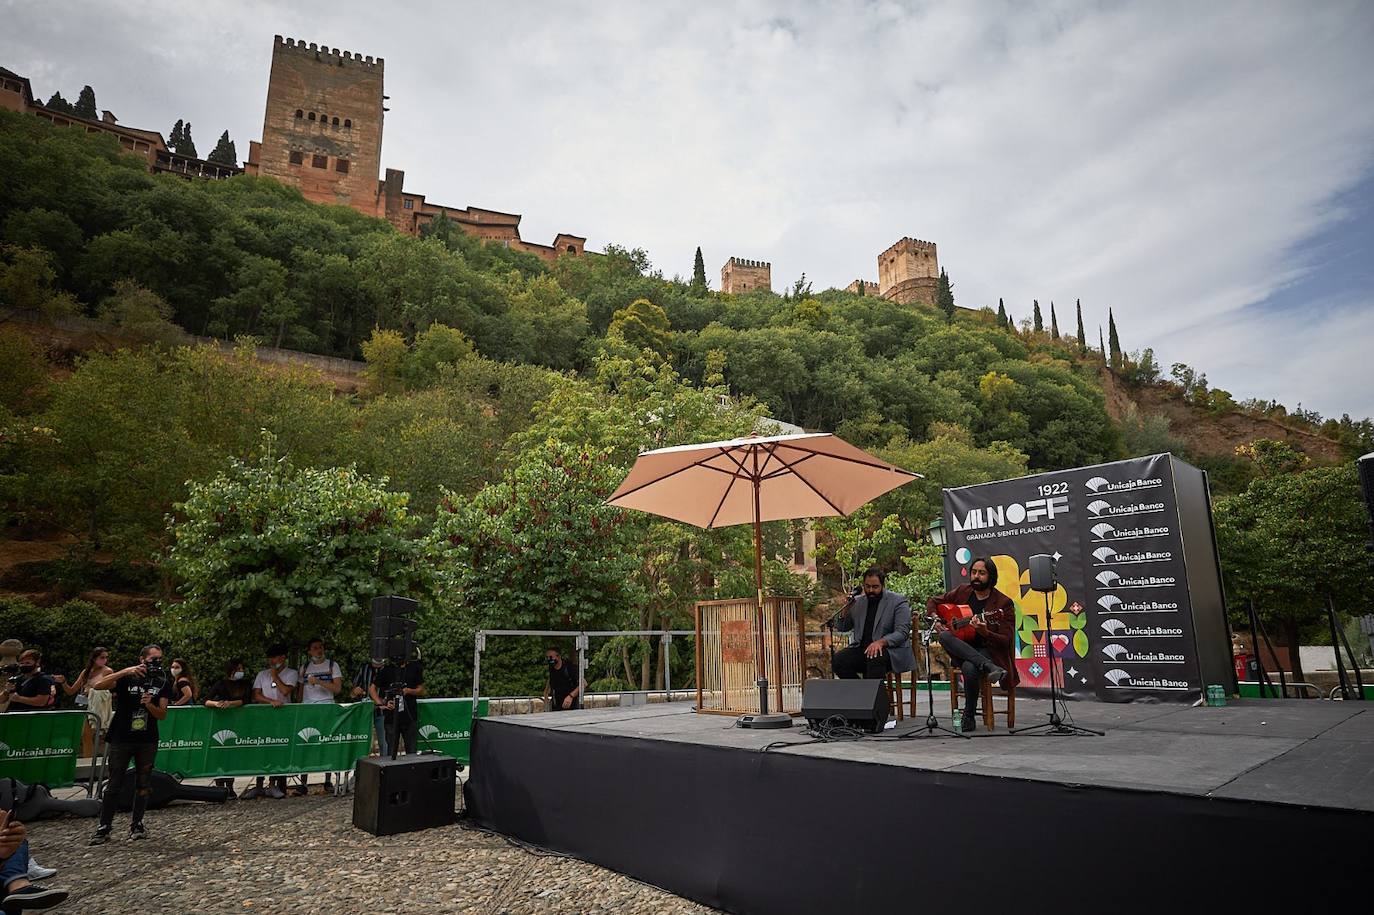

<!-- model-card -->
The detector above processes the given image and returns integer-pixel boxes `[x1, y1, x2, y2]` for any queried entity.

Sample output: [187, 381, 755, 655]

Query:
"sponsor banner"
[156, 701, 375, 776]
[0, 710, 87, 787]
[944, 454, 1202, 702]
[416, 699, 487, 764]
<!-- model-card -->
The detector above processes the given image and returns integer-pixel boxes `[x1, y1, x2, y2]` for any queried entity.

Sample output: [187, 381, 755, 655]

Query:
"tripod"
[900, 623, 970, 740]
[1011, 589, 1101, 737]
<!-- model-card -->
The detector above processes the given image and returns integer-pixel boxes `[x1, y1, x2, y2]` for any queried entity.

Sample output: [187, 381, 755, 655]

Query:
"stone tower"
[877, 237, 939, 306]
[253, 36, 385, 214]
[720, 257, 771, 295]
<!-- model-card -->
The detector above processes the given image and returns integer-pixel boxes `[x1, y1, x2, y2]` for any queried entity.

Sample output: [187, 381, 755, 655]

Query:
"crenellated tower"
[720, 257, 772, 294]
[877, 237, 939, 306]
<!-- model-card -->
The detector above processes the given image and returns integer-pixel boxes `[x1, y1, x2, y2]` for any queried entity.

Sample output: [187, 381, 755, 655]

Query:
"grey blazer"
[837, 589, 915, 674]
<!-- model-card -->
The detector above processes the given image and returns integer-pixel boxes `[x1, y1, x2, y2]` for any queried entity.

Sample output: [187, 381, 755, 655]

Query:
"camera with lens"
[1, 662, 19, 685]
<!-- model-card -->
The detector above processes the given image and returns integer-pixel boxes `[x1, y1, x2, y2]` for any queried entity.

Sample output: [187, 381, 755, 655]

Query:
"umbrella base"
[736, 713, 793, 729]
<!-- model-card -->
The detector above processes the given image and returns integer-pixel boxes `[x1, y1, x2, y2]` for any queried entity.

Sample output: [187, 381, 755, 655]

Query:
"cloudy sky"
[6, 0, 1374, 419]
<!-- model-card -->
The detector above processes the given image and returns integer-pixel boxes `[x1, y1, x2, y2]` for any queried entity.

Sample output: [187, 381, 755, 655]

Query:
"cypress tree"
[45, 92, 74, 114]
[178, 121, 198, 158]
[935, 268, 955, 320]
[1099, 326, 1107, 364]
[691, 246, 707, 290]
[1032, 300, 1043, 333]
[74, 85, 97, 120]
[996, 298, 1007, 326]
[1050, 302, 1060, 340]
[1108, 308, 1122, 369]
[208, 130, 238, 166]
[169, 119, 184, 149]
[1076, 299, 1086, 350]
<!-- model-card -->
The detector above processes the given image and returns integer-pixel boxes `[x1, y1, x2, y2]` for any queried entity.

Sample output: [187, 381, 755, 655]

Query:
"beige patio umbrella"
[606, 432, 920, 725]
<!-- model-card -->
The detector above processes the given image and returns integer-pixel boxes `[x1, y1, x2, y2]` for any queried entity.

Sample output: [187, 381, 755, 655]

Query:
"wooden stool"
[950, 674, 1017, 730]
[883, 672, 905, 722]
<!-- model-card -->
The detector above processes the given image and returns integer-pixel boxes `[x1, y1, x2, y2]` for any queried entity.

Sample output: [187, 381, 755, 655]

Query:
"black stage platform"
[466, 699, 1374, 914]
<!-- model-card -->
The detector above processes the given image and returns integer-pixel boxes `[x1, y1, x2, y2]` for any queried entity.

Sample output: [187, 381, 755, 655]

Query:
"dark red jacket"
[925, 585, 1020, 690]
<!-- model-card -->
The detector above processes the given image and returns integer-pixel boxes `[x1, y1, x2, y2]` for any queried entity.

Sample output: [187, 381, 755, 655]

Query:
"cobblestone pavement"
[27, 789, 718, 914]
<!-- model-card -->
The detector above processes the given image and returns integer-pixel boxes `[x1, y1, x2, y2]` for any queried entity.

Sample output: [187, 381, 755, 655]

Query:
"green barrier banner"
[415, 698, 486, 764]
[155, 702, 374, 777]
[0, 711, 87, 787]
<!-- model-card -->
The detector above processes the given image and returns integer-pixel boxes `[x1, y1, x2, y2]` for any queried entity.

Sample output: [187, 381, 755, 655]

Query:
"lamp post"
[927, 517, 948, 591]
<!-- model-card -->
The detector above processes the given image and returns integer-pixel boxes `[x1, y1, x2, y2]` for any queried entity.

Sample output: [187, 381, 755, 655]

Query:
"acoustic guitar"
[929, 603, 1008, 643]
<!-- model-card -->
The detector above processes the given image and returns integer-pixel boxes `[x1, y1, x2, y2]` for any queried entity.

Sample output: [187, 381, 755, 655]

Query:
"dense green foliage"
[3, 110, 1369, 693]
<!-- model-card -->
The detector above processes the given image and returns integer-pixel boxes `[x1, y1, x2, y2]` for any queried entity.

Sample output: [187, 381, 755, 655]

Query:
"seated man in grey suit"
[834, 567, 915, 681]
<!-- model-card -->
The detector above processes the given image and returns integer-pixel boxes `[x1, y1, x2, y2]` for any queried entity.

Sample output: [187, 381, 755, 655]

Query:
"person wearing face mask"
[541, 647, 580, 711]
[88, 645, 170, 844]
[248, 645, 298, 799]
[167, 659, 197, 707]
[350, 657, 390, 757]
[203, 659, 250, 796]
[295, 638, 342, 796]
[1, 650, 58, 713]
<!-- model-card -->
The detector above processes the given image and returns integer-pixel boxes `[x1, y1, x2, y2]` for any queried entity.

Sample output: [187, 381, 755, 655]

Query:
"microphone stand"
[900, 619, 969, 740]
[825, 589, 860, 677]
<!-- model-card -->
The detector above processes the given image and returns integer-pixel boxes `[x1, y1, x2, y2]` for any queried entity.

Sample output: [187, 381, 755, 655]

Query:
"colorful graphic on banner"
[943, 454, 1203, 702]
[0, 710, 86, 787]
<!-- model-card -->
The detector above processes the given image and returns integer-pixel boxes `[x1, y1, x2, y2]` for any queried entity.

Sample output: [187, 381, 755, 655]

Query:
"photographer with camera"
[542, 647, 580, 711]
[296, 637, 341, 795]
[368, 657, 424, 756]
[0, 650, 57, 713]
[88, 645, 170, 845]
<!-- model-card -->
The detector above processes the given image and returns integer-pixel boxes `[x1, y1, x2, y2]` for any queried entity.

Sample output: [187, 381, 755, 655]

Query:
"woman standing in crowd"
[167, 659, 197, 706]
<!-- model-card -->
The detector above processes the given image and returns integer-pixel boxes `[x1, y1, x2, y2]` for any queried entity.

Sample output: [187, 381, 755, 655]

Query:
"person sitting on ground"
[244, 645, 298, 800]
[0, 651, 57, 713]
[167, 659, 197, 707]
[1, 814, 68, 912]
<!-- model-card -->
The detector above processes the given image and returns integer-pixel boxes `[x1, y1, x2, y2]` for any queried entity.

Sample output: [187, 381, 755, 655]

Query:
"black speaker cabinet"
[353, 754, 457, 836]
[802, 678, 890, 733]
[1028, 553, 1057, 593]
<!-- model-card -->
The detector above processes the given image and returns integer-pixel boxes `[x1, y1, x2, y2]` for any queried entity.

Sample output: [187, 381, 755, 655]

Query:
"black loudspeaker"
[370, 595, 419, 662]
[352, 754, 457, 836]
[802, 678, 889, 734]
[1028, 553, 1057, 593]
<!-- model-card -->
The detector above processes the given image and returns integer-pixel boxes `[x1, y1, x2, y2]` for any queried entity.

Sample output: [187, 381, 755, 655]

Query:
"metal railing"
[472, 629, 696, 706]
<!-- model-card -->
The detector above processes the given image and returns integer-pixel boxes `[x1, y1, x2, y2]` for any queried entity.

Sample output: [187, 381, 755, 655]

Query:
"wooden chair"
[950, 673, 1016, 730]
[883, 671, 905, 722]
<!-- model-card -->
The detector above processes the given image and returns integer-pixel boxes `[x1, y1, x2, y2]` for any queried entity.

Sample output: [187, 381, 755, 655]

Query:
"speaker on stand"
[1011, 554, 1102, 736]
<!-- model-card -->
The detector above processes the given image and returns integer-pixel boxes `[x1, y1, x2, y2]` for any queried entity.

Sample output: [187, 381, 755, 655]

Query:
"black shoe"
[984, 664, 1006, 686]
[961, 713, 977, 733]
[2, 885, 69, 912]
[129, 822, 147, 840]
[88, 825, 111, 846]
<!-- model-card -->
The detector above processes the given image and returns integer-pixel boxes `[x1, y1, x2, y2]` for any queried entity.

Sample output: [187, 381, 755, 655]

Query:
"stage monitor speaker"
[1029, 553, 1057, 593]
[801, 678, 889, 734]
[353, 754, 457, 836]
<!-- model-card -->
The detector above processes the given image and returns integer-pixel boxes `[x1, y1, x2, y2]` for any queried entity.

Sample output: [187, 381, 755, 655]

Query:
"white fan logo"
[1091, 523, 1115, 538]
[296, 727, 322, 743]
[419, 725, 440, 740]
[1087, 500, 1112, 516]
[211, 729, 239, 746]
[0, 741, 10, 755]
[1098, 595, 1121, 610]
[1102, 644, 1129, 660]
[1096, 571, 1120, 586]
[1085, 477, 1110, 492]
[1092, 547, 1117, 563]
[1105, 669, 1133, 686]
[1101, 618, 1126, 635]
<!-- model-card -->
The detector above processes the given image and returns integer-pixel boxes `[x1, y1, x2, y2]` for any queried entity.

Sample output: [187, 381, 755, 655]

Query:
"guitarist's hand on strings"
[971, 616, 990, 636]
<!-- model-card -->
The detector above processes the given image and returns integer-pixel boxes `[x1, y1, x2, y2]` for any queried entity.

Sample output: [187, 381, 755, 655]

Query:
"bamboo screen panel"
[695, 596, 804, 715]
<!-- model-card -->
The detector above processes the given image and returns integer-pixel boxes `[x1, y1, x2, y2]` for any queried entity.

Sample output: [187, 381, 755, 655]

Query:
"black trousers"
[385, 714, 419, 754]
[99, 740, 157, 828]
[938, 632, 996, 717]
[832, 644, 892, 680]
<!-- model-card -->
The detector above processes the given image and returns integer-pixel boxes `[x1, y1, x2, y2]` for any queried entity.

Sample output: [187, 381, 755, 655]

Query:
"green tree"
[996, 298, 1007, 326]
[1099, 326, 1106, 363]
[1032, 300, 1043, 333]
[169, 119, 184, 149]
[691, 246, 707, 290]
[361, 327, 409, 395]
[814, 505, 906, 593]
[207, 130, 237, 166]
[402, 322, 475, 390]
[1213, 459, 1374, 681]
[165, 434, 426, 660]
[1050, 302, 1060, 340]
[74, 85, 98, 120]
[1075, 299, 1086, 350]
[0, 245, 78, 318]
[175, 121, 197, 158]
[607, 297, 671, 361]
[935, 268, 955, 320]
[45, 92, 74, 114]
[1109, 308, 1122, 370]
[97, 280, 184, 346]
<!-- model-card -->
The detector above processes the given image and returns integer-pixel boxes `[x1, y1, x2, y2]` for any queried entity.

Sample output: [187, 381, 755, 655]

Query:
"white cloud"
[4, 0, 1373, 417]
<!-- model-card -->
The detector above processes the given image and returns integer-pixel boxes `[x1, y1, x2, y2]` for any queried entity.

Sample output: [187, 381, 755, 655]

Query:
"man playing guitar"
[926, 557, 1018, 732]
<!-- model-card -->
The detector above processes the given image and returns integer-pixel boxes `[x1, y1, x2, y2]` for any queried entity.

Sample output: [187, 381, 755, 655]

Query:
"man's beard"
[971, 580, 990, 591]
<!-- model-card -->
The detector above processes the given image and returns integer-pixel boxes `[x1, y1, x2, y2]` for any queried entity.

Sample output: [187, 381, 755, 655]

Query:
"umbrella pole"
[740, 461, 790, 729]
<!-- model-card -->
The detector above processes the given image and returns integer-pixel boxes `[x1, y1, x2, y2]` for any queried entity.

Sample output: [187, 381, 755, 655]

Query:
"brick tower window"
[566, 245, 576, 254]
[312, 154, 328, 169]
[308, 112, 315, 121]
[344, 119, 351, 129]
[289, 150, 303, 165]
[295, 109, 303, 119]
[332, 116, 339, 126]
[335, 159, 350, 174]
